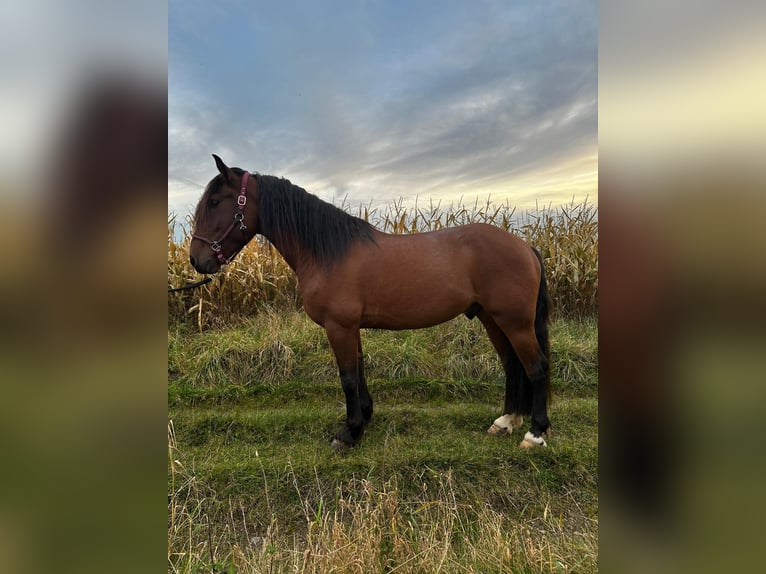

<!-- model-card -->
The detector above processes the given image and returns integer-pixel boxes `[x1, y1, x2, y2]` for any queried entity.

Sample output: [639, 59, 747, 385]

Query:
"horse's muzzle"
[189, 254, 218, 275]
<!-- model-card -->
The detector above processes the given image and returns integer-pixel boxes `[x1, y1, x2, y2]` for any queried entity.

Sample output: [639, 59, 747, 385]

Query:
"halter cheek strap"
[192, 171, 250, 264]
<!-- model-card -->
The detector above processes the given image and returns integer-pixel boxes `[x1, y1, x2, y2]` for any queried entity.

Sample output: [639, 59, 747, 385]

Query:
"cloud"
[169, 0, 597, 215]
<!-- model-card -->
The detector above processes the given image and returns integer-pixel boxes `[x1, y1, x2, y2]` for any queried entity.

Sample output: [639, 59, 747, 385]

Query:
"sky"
[169, 0, 597, 216]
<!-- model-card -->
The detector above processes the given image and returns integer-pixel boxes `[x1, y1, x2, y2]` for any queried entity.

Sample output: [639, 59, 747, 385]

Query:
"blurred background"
[600, 1, 766, 573]
[1, 1, 764, 573]
[0, 2, 167, 573]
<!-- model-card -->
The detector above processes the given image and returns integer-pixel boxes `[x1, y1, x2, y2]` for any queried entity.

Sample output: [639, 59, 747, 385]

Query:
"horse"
[190, 155, 552, 452]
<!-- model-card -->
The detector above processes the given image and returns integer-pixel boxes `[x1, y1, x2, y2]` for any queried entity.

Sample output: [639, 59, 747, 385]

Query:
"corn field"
[168, 198, 597, 329]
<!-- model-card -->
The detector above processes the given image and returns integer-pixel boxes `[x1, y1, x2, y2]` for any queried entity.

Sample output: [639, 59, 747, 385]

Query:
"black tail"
[531, 247, 552, 403]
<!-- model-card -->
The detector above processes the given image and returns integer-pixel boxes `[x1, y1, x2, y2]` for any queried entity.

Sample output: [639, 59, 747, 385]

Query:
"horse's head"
[189, 154, 257, 274]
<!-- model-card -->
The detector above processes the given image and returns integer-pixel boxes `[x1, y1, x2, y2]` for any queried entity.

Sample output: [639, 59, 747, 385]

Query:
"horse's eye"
[209, 198, 220, 207]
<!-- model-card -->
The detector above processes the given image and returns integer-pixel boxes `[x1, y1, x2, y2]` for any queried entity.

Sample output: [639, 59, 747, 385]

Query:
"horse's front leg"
[325, 322, 365, 451]
[357, 332, 374, 426]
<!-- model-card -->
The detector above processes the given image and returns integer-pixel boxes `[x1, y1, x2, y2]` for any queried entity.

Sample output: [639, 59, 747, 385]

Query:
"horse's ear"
[212, 154, 233, 183]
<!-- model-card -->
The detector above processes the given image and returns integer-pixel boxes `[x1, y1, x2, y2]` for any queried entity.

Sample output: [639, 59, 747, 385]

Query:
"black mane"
[257, 174, 376, 267]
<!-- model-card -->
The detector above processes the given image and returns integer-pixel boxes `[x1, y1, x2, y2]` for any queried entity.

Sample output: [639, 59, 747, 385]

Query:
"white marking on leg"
[488, 414, 523, 435]
[520, 431, 547, 448]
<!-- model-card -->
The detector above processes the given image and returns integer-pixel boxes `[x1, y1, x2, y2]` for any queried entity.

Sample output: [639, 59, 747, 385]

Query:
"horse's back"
[450, 223, 536, 264]
[375, 223, 536, 276]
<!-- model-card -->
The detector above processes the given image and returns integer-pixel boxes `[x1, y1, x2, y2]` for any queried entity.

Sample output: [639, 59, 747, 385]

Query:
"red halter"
[192, 171, 250, 264]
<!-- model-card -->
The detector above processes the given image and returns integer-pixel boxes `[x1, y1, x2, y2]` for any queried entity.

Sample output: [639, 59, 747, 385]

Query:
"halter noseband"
[192, 171, 250, 265]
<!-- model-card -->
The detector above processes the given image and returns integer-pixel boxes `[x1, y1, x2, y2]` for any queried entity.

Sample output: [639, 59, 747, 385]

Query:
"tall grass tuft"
[168, 198, 597, 329]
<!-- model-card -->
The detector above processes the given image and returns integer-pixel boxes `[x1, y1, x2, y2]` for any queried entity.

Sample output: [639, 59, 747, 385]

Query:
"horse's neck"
[261, 230, 309, 277]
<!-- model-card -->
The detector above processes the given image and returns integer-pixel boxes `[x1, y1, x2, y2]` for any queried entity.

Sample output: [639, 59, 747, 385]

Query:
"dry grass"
[168, 421, 597, 574]
[168, 198, 597, 328]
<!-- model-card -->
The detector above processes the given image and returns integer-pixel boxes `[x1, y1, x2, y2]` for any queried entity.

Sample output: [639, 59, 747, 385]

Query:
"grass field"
[168, 311, 597, 573]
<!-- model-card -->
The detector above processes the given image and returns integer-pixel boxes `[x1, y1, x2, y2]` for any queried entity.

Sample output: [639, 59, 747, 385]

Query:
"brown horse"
[190, 155, 552, 451]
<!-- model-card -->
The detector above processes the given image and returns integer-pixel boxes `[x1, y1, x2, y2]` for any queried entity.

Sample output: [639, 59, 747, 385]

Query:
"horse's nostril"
[190, 255, 197, 267]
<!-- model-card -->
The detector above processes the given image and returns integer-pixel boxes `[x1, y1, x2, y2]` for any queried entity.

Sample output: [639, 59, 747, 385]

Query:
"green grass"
[168, 312, 597, 573]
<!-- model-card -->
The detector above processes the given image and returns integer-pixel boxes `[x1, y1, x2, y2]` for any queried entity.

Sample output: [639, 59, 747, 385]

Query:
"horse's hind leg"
[489, 316, 550, 448]
[479, 311, 525, 435]
[504, 326, 550, 448]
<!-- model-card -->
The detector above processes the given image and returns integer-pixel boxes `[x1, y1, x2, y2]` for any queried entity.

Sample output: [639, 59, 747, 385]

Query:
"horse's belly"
[361, 305, 466, 330]
[360, 279, 471, 330]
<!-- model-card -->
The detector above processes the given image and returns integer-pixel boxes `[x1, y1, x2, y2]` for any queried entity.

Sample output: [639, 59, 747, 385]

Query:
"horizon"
[168, 189, 597, 244]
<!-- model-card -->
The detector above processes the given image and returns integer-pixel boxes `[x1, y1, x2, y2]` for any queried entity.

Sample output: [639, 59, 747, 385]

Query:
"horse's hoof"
[488, 414, 523, 436]
[519, 431, 547, 449]
[331, 438, 352, 453]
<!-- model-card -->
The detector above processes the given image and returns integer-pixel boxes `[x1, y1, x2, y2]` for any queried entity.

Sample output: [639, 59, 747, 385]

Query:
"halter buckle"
[235, 212, 247, 232]
[210, 241, 222, 252]
[237, 195, 247, 207]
